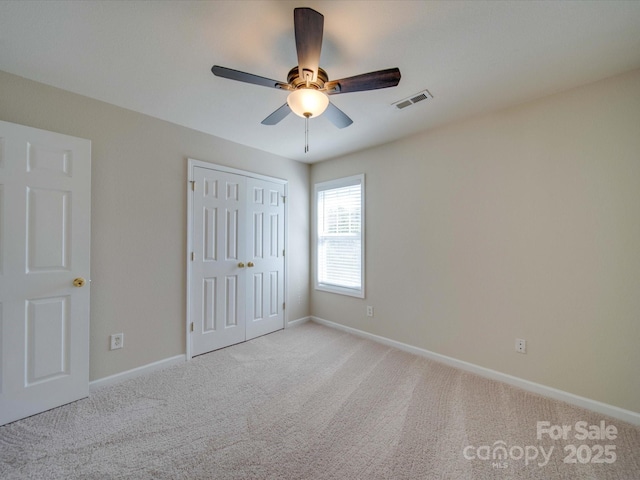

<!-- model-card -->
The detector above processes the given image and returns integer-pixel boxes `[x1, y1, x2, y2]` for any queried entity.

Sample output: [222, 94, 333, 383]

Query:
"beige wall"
[0, 70, 310, 381]
[311, 68, 640, 413]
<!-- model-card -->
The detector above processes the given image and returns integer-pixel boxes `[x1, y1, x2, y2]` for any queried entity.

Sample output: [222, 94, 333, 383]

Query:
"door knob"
[247, 262, 255, 268]
[73, 277, 86, 288]
[238, 262, 245, 268]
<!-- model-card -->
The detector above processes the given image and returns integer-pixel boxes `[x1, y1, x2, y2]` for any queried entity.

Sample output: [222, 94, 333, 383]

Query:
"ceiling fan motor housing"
[287, 66, 328, 90]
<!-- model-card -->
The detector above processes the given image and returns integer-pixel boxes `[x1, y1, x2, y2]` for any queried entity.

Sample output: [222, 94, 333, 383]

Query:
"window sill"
[315, 284, 365, 298]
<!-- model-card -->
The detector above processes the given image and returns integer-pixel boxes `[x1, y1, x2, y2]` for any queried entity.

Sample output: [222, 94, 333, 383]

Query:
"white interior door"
[0, 120, 91, 426]
[191, 167, 246, 355]
[189, 162, 285, 357]
[245, 177, 285, 340]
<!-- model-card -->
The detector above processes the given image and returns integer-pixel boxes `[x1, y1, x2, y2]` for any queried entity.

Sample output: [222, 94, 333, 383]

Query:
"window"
[315, 174, 365, 298]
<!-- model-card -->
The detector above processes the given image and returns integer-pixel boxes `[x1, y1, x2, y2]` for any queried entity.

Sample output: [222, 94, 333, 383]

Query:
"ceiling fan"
[211, 7, 401, 136]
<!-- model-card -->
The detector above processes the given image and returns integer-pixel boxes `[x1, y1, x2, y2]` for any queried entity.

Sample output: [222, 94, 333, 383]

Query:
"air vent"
[392, 89, 433, 110]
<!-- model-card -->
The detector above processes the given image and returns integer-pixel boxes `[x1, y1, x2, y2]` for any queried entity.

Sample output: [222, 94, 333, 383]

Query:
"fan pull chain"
[304, 113, 311, 153]
[304, 74, 311, 153]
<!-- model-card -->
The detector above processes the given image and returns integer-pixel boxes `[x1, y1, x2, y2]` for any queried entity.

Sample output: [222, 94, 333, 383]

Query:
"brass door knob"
[73, 277, 86, 288]
[247, 262, 255, 268]
[238, 262, 245, 268]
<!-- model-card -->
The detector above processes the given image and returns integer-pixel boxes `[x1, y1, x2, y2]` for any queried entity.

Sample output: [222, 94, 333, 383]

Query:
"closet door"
[191, 167, 246, 356]
[245, 178, 285, 340]
[189, 164, 285, 357]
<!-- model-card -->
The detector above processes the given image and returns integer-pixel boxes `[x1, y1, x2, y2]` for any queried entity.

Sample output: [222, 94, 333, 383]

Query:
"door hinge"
[190, 180, 196, 191]
[282, 249, 285, 257]
[190, 322, 194, 332]
[282, 302, 286, 310]
[282, 195, 286, 203]
[191, 252, 194, 261]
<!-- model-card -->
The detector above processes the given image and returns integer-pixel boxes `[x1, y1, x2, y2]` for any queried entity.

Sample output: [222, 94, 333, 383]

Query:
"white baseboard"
[89, 354, 186, 391]
[311, 316, 640, 426]
[287, 316, 311, 327]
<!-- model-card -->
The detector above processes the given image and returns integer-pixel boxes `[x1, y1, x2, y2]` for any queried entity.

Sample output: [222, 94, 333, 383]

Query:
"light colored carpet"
[1, 321, 639, 479]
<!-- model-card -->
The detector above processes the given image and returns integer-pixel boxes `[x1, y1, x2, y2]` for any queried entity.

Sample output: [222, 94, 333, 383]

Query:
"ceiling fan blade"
[324, 102, 353, 129]
[294, 7, 324, 82]
[212, 65, 289, 90]
[261, 104, 292, 125]
[325, 68, 401, 94]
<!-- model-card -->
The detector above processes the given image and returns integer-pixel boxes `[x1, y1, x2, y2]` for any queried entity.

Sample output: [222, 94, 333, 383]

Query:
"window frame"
[314, 174, 365, 298]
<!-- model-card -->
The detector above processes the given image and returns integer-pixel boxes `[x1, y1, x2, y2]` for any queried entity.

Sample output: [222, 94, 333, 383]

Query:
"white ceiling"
[1, 1, 640, 163]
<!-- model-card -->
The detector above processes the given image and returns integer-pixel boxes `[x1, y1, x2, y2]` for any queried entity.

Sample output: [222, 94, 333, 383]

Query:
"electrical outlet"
[110, 333, 124, 350]
[366, 306, 374, 317]
[515, 338, 526, 354]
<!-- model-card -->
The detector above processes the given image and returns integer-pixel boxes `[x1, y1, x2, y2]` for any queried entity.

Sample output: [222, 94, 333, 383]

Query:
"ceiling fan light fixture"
[287, 88, 329, 118]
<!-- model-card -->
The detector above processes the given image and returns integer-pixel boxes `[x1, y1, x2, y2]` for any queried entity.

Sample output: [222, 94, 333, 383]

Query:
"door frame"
[186, 158, 288, 360]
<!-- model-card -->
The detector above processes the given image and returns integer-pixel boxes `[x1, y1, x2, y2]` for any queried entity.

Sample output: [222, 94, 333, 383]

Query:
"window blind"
[316, 176, 364, 296]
